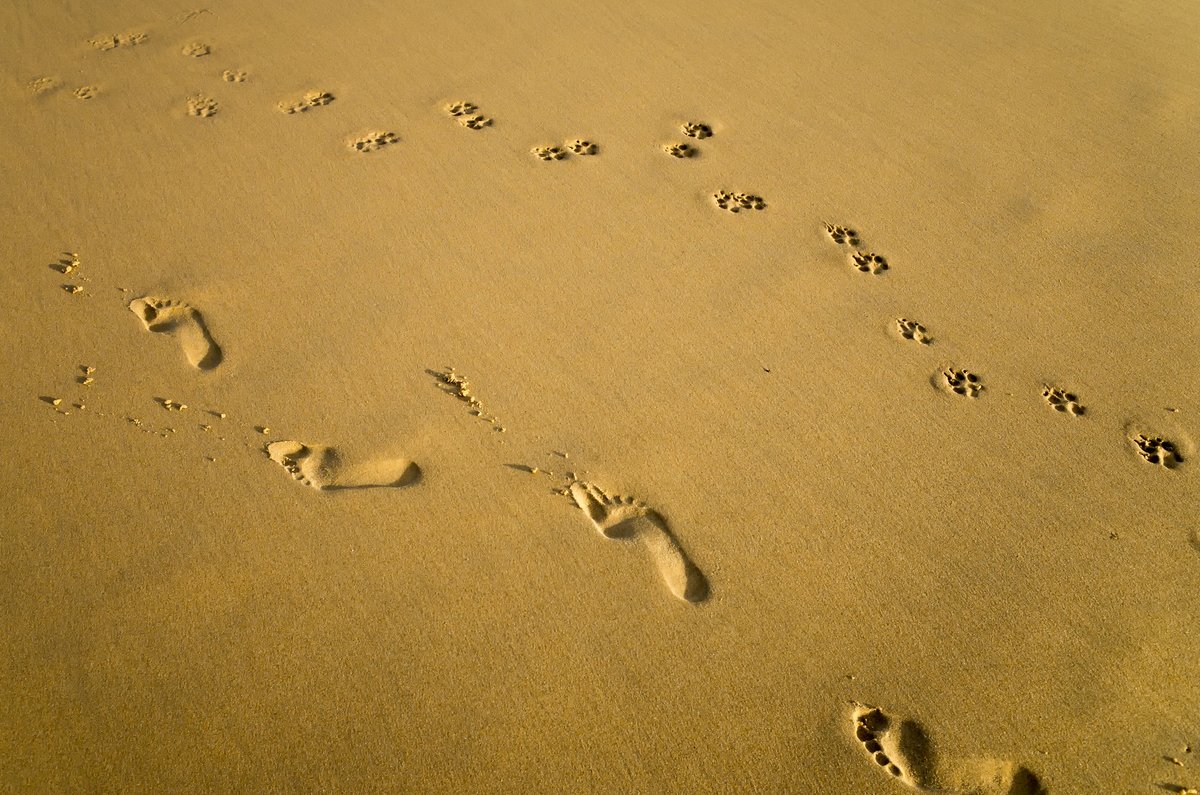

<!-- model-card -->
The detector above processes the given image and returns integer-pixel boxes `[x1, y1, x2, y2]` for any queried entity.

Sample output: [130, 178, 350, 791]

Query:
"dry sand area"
[2, 0, 1199, 791]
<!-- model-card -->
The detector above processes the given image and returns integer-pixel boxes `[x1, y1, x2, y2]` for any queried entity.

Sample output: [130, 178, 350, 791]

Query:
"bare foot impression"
[851, 703, 1047, 794]
[266, 440, 420, 491]
[568, 481, 709, 604]
[128, 296, 223, 370]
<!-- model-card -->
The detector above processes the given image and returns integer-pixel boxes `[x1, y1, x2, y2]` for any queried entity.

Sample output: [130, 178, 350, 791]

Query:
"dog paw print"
[445, 101, 478, 117]
[307, 91, 335, 107]
[532, 145, 567, 161]
[896, 318, 931, 344]
[1132, 434, 1183, 469]
[714, 191, 766, 213]
[89, 32, 146, 50]
[29, 77, 60, 95]
[73, 85, 98, 101]
[567, 139, 598, 155]
[350, 131, 398, 152]
[182, 42, 211, 57]
[1042, 386, 1084, 416]
[280, 90, 335, 114]
[942, 368, 982, 397]
[665, 142, 696, 158]
[824, 223, 860, 246]
[851, 251, 889, 274]
[683, 121, 713, 139]
[444, 100, 493, 130]
[459, 114, 492, 129]
[186, 94, 218, 117]
[222, 70, 248, 83]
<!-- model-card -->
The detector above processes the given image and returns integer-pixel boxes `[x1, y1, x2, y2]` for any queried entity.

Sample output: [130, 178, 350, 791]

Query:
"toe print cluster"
[942, 368, 983, 398]
[269, 442, 308, 484]
[853, 708, 905, 780]
[445, 100, 492, 130]
[1132, 434, 1183, 469]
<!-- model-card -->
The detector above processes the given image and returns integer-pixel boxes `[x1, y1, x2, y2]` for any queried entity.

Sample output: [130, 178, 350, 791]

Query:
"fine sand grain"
[2, 1, 1198, 791]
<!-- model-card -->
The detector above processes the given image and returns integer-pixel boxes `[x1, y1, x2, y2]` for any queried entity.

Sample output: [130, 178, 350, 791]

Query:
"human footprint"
[850, 703, 1047, 794]
[568, 481, 709, 604]
[128, 296, 223, 370]
[266, 440, 421, 491]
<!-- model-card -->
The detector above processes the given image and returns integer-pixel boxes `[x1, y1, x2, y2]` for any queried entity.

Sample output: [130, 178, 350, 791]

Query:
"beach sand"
[2, 0, 1198, 791]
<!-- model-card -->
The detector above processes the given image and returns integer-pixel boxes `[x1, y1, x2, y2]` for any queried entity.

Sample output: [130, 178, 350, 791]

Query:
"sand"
[2, 0, 1198, 791]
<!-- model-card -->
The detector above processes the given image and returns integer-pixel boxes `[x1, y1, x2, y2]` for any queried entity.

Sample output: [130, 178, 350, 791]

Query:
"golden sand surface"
[2, 1, 1198, 791]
